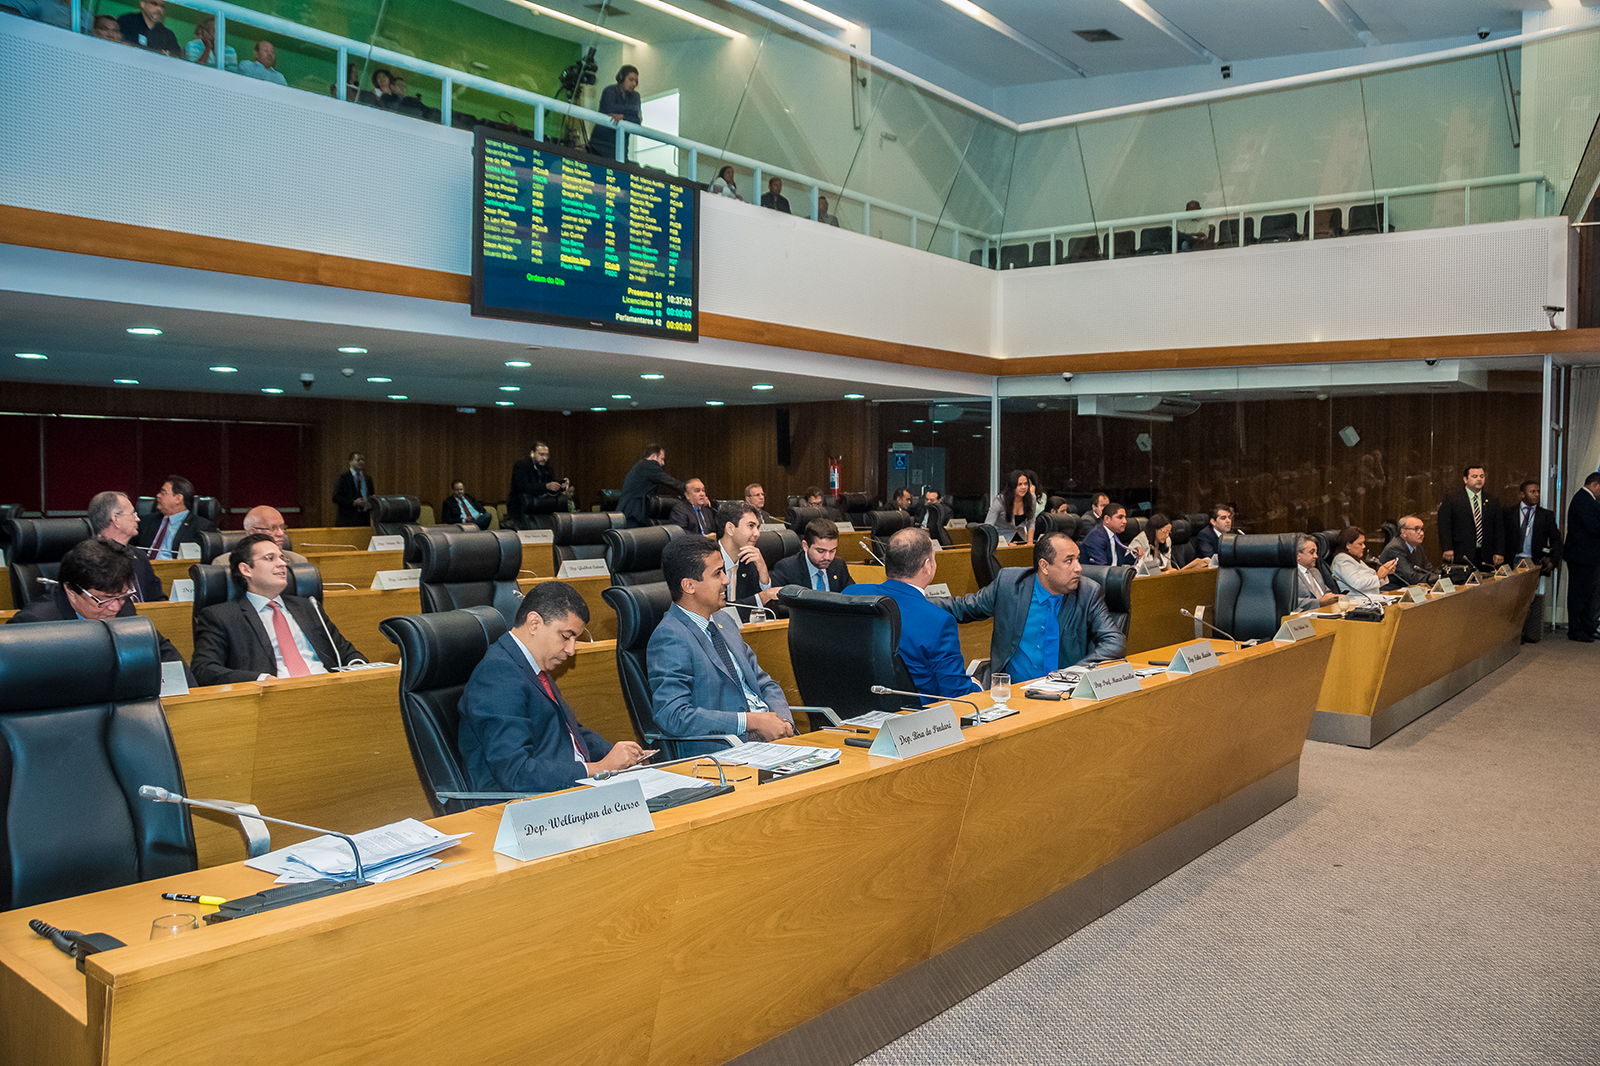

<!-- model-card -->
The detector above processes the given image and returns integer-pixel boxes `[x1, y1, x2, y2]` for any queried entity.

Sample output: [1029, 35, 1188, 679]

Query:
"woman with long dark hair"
[985, 470, 1038, 545]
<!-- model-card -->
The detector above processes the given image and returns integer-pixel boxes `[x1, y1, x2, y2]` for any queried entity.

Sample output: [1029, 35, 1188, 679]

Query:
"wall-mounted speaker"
[776, 408, 791, 467]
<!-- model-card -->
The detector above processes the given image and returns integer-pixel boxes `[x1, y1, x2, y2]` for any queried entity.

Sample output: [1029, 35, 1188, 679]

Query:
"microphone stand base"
[961, 705, 1019, 727]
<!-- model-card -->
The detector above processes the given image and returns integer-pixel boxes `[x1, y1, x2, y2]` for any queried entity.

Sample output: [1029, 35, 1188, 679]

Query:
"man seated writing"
[458, 581, 647, 793]
[845, 528, 979, 702]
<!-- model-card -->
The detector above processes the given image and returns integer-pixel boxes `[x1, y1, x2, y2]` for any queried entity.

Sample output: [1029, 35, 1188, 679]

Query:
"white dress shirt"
[245, 591, 328, 678]
[674, 604, 765, 732]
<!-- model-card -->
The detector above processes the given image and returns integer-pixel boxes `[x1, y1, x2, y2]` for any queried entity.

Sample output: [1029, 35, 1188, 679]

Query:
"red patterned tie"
[149, 515, 172, 559]
[268, 602, 311, 677]
[538, 670, 589, 760]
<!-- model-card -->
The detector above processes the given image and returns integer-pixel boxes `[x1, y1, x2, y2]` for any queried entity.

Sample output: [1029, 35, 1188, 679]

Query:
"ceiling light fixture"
[627, 0, 742, 38]
[14, 352, 46, 360]
[126, 327, 163, 336]
[504, 0, 646, 45]
[752, 383, 775, 391]
[844, 393, 865, 399]
[612, 393, 632, 399]
[338, 346, 368, 354]
[640, 373, 665, 380]
[366, 376, 392, 383]
[496, 400, 515, 406]
[262, 387, 285, 394]
[1113, 0, 1218, 60]
[209, 365, 238, 373]
[113, 378, 139, 385]
[504, 360, 532, 368]
[768, 0, 856, 30]
[934, 0, 1087, 77]
[590, 406, 608, 412]
[705, 400, 724, 406]
[499, 385, 521, 392]
[388, 394, 409, 400]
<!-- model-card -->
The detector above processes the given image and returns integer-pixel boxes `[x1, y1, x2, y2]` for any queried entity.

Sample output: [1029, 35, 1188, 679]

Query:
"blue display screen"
[471, 129, 698, 341]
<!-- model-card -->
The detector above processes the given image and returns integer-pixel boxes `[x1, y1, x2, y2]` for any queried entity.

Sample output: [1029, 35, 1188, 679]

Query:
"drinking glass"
[150, 914, 198, 940]
[989, 672, 1011, 709]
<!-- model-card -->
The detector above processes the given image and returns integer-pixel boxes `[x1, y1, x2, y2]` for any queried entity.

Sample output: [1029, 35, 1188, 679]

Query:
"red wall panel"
[139, 422, 226, 511]
[44, 416, 139, 513]
[0, 415, 43, 512]
[227, 423, 303, 520]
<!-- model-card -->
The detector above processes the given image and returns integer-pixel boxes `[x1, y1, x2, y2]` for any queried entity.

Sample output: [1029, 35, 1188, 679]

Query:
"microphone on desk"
[1178, 608, 1257, 650]
[310, 596, 367, 670]
[869, 684, 983, 719]
[296, 542, 358, 550]
[321, 582, 358, 591]
[138, 785, 369, 883]
[860, 541, 886, 566]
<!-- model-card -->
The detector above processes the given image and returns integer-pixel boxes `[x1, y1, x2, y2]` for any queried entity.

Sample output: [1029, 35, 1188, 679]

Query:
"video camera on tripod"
[553, 47, 599, 147]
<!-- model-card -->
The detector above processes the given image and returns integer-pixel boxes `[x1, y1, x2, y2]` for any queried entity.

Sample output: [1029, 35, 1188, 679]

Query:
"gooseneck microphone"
[860, 540, 886, 566]
[870, 684, 982, 718]
[310, 596, 366, 670]
[139, 786, 368, 882]
[1179, 608, 1257, 649]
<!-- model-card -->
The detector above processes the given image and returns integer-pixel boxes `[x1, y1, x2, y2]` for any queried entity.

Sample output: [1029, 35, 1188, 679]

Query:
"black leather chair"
[786, 505, 826, 534]
[0, 504, 23, 562]
[193, 496, 223, 527]
[1035, 513, 1078, 538]
[553, 512, 624, 572]
[1065, 235, 1102, 262]
[867, 509, 911, 562]
[1257, 212, 1301, 243]
[840, 493, 872, 524]
[1127, 516, 1148, 539]
[370, 495, 421, 538]
[402, 523, 466, 567]
[1314, 530, 1344, 593]
[969, 524, 1002, 589]
[999, 243, 1030, 270]
[1186, 513, 1210, 530]
[1217, 216, 1256, 246]
[1135, 227, 1173, 255]
[1345, 203, 1389, 236]
[1080, 564, 1136, 636]
[0, 615, 195, 910]
[417, 529, 523, 624]
[189, 561, 323, 616]
[1031, 239, 1052, 267]
[1305, 207, 1343, 239]
[604, 525, 689, 588]
[1213, 533, 1299, 643]
[380, 606, 514, 817]
[195, 527, 300, 563]
[5, 517, 92, 607]
[1170, 518, 1195, 567]
[757, 529, 801, 572]
[646, 495, 679, 526]
[1075, 514, 1100, 542]
[778, 587, 917, 717]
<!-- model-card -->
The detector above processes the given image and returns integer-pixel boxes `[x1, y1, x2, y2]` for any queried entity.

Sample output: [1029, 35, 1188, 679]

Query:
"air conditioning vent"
[1073, 29, 1122, 43]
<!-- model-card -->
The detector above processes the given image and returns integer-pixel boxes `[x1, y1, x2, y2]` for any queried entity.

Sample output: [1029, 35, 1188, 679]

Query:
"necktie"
[1471, 492, 1482, 547]
[814, 568, 826, 591]
[705, 620, 744, 687]
[537, 669, 589, 760]
[149, 515, 172, 559]
[268, 602, 310, 677]
[355, 472, 366, 498]
[462, 497, 477, 519]
[1521, 506, 1533, 545]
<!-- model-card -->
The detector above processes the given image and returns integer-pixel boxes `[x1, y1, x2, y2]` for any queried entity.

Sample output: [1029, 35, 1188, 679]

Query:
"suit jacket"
[134, 510, 217, 560]
[1190, 524, 1222, 560]
[1294, 564, 1332, 613]
[669, 500, 718, 536]
[510, 458, 560, 501]
[1081, 523, 1136, 567]
[909, 501, 950, 546]
[457, 632, 612, 793]
[8, 585, 194, 684]
[618, 459, 684, 528]
[1437, 488, 1503, 567]
[132, 552, 167, 603]
[646, 605, 792, 754]
[845, 580, 978, 702]
[1566, 487, 1600, 567]
[1376, 539, 1436, 587]
[771, 552, 853, 593]
[332, 470, 377, 527]
[441, 494, 492, 529]
[723, 550, 767, 619]
[191, 594, 364, 686]
[1502, 503, 1562, 568]
[942, 567, 1125, 676]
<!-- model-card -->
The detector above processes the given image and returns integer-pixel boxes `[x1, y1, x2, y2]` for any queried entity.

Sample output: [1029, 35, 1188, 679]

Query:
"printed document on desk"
[716, 743, 841, 771]
[245, 818, 468, 883]
[580, 767, 717, 801]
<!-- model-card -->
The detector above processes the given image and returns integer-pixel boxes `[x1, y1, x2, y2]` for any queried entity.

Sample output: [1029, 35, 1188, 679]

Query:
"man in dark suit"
[1376, 514, 1437, 587]
[668, 478, 718, 535]
[1189, 504, 1233, 562]
[133, 475, 217, 561]
[1564, 472, 1600, 643]
[845, 528, 978, 703]
[88, 490, 164, 602]
[441, 480, 492, 530]
[937, 532, 1124, 681]
[332, 452, 376, 527]
[618, 443, 684, 528]
[717, 502, 781, 619]
[508, 442, 567, 525]
[191, 533, 366, 685]
[1080, 503, 1142, 567]
[648, 536, 794, 754]
[772, 518, 853, 592]
[743, 484, 774, 525]
[7, 538, 194, 683]
[1504, 481, 1562, 574]
[1436, 463, 1503, 571]
[457, 581, 645, 792]
[909, 488, 950, 546]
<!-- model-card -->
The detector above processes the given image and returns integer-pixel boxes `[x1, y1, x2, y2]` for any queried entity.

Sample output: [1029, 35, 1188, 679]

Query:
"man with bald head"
[88, 490, 165, 602]
[212, 506, 308, 565]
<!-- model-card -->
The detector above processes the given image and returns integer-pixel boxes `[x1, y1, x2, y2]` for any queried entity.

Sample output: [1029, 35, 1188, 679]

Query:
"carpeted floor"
[863, 640, 1600, 1065]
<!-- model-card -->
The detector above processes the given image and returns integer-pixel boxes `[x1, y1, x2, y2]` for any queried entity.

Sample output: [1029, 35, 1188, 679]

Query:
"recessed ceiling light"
[912, 419, 925, 424]
[705, 400, 724, 406]
[611, 393, 632, 399]
[640, 373, 665, 380]
[752, 383, 775, 391]
[899, 428, 910, 433]
[844, 393, 865, 399]
[113, 378, 139, 385]
[627, 0, 742, 39]
[14, 352, 46, 360]
[506, 0, 646, 45]
[126, 327, 163, 336]
[590, 406, 608, 412]
[499, 385, 521, 392]
[769, 0, 856, 30]
[388, 394, 408, 400]
[209, 365, 238, 373]
[495, 400, 514, 406]
[366, 376, 392, 383]
[262, 387, 285, 394]
[972, 433, 982, 438]
[338, 346, 368, 354]
[504, 360, 532, 368]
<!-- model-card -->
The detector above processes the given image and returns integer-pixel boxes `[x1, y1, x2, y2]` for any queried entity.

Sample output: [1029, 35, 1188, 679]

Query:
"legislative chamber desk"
[0, 634, 1334, 1066]
[1304, 569, 1538, 747]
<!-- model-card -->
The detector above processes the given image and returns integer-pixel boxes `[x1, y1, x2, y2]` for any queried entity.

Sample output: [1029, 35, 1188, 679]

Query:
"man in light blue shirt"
[239, 40, 287, 85]
[134, 475, 216, 560]
[771, 519, 853, 593]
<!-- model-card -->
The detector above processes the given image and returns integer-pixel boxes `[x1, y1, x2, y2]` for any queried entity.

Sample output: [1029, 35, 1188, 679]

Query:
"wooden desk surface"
[0, 634, 1334, 1066]
[1126, 567, 1218, 654]
[0, 567, 11, 612]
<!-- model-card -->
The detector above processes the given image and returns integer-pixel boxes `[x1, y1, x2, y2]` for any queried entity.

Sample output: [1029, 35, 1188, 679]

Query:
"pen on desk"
[162, 892, 226, 906]
[822, 726, 870, 734]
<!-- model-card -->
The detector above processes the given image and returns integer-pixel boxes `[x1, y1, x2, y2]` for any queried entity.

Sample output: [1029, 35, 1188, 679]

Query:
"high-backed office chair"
[1213, 533, 1299, 643]
[1127, 516, 1148, 539]
[867, 509, 911, 563]
[196, 527, 300, 564]
[192, 496, 223, 528]
[1111, 230, 1136, 258]
[1031, 240, 1053, 267]
[969, 524, 1002, 589]
[1257, 212, 1301, 243]
[189, 561, 322, 615]
[1079, 564, 1136, 636]
[778, 588, 918, 717]
[1216, 216, 1256, 247]
[417, 529, 523, 624]
[604, 525, 689, 588]
[1135, 227, 1173, 256]
[1313, 530, 1344, 593]
[380, 606, 513, 817]
[1377, 520, 1399, 553]
[1169, 518, 1195, 567]
[0, 504, 24, 562]
[0, 615, 196, 910]
[1305, 207, 1343, 239]
[840, 493, 873, 523]
[757, 529, 801, 572]
[1036, 513, 1078, 538]
[370, 496, 422, 538]
[786, 505, 826, 534]
[401, 523, 468, 567]
[1186, 513, 1210, 530]
[5, 517, 93, 607]
[1345, 203, 1389, 236]
[646, 496, 679, 526]
[1066, 235, 1102, 262]
[1075, 514, 1100, 542]
[553, 512, 624, 572]
[999, 244, 1030, 270]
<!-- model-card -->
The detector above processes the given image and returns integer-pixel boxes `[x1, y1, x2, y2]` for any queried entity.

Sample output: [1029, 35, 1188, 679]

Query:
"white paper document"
[244, 818, 468, 883]
[840, 711, 901, 728]
[579, 767, 716, 800]
[714, 743, 841, 772]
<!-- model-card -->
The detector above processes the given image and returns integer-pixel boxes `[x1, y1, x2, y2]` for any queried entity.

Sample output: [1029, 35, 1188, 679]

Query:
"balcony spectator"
[388, 75, 434, 119]
[239, 41, 287, 86]
[117, 0, 180, 56]
[710, 165, 742, 201]
[761, 177, 791, 214]
[4, 0, 91, 32]
[360, 67, 393, 107]
[92, 14, 124, 41]
[591, 65, 641, 161]
[1178, 199, 1210, 252]
[185, 17, 238, 73]
[816, 195, 840, 227]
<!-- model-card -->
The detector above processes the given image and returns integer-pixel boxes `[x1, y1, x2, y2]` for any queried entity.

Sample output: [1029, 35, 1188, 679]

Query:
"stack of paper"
[840, 711, 900, 728]
[579, 767, 718, 799]
[245, 818, 469, 884]
[714, 743, 841, 775]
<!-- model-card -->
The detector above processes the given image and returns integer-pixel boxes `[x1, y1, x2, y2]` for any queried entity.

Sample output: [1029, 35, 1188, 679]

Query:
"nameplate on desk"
[178, 542, 202, 560]
[159, 660, 190, 697]
[1430, 577, 1456, 594]
[946, 518, 967, 529]
[1464, 570, 1484, 586]
[169, 578, 195, 602]
[1495, 564, 1513, 577]
[925, 583, 951, 598]
[370, 569, 421, 591]
[557, 558, 610, 579]
[493, 779, 653, 862]
[867, 705, 962, 760]
[931, 541, 943, 551]
[834, 521, 854, 532]
[1273, 616, 1317, 643]
[517, 529, 554, 545]
[1166, 641, 1219, 675]
[1407, 586, 1429, 604]
[368, 535, 406, 552]
[1070, 662, 1142, 700]
[759, 523, 788, 534]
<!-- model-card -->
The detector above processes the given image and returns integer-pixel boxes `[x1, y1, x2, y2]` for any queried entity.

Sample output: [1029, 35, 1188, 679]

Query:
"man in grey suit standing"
[937, 531, 1124, 681]
[648, 536, 795, 753]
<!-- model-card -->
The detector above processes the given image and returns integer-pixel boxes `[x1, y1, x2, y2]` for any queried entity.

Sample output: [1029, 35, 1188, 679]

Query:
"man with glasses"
[87, 490, 165, 602]
[1376, 514, 1438, 588]
[6, 538, 195, 682]
[211, 506, 309, 565]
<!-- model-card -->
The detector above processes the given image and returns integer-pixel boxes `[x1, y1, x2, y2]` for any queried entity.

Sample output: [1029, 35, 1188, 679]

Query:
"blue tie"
[814, 568, 826, 591]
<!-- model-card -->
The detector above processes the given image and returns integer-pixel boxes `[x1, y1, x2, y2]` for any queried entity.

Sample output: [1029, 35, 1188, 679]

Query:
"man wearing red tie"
[190, 533, 365, 685]
[457, 581, 647, 793]
[134, 475, 216, 560]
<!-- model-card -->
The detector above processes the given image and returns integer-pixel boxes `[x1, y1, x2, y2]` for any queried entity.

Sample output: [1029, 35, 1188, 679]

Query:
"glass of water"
[989, 672, 1011, 710]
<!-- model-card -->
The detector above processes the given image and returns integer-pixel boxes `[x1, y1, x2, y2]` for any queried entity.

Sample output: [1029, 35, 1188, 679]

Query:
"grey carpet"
[862, 640, 1600, 1065]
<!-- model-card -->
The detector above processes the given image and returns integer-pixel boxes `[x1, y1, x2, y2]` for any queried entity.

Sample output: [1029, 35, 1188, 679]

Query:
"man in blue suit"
[458, 581, 646, 793]
[1189, 504, 1232, 562]
[845, 527, 979, 703]
[648, 536, 795, 754]
[1080, 503, 1142, 567]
